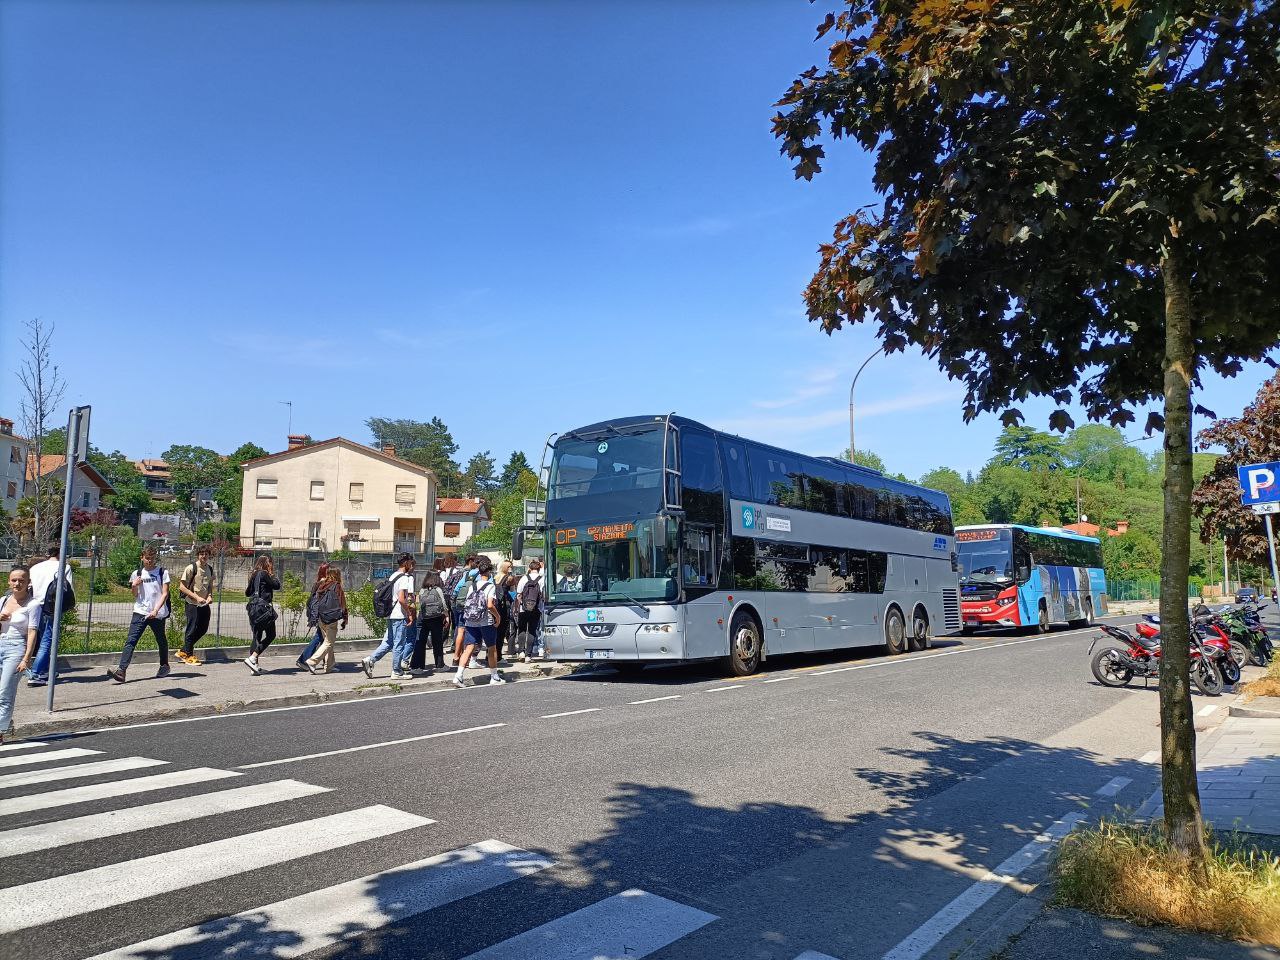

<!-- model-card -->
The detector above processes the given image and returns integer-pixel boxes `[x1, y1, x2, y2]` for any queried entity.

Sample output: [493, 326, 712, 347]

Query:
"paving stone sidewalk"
[10, 639, 571, 737]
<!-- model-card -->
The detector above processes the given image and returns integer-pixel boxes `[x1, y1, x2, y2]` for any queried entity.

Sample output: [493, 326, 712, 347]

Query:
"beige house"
[239, 436, 437, 554]
[1, 418, 29, 516]
[434, 497, 491, 555]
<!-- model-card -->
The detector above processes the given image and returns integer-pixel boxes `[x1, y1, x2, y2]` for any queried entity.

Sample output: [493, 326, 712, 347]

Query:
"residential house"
[434, 497, 491, 555]
[238, 436, 437, 554]
[1, 418, 29, 516]
[135, 459, 174, 501]
[26, 454, 115, 512]
[1063, 519, 1130, 538]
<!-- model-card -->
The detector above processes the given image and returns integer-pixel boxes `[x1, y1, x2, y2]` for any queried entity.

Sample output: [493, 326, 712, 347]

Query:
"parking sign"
[1238, 462, 1280, 506]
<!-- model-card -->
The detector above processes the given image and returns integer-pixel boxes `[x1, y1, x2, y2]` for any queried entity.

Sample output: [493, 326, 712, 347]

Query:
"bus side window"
[720, 439, 752, 501]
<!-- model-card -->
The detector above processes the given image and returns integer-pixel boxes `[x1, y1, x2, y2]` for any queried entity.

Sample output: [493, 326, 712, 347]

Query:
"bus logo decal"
[741, 506, 756, 529]
[933, 536, 947, 551]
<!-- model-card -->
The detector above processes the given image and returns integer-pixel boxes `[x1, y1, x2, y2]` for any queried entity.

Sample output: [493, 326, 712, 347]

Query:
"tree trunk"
[1158, 238, 1209, 863]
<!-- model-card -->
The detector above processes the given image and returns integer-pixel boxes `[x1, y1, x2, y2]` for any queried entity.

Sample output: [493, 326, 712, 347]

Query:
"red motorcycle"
[1088, 622, 1227, 696]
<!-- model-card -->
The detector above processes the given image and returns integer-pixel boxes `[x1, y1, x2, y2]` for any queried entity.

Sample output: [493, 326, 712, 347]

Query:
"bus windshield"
[958, 540, 1015, 585]
[549, 517, 678, 604]
[547, 428, 665, 523]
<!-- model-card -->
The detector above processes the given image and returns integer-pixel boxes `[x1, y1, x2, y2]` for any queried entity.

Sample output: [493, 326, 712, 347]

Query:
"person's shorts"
[463, 624, 496, 648]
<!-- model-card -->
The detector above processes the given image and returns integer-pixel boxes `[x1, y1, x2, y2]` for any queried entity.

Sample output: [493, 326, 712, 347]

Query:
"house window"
[256, 479, 278, 499]
[253, 519, 273, 547]
[395, 484, 416, 505]
[9, 446, 18, 463]
[310, 481, 325, 501]
[443, 522, 461, 538]
[307, 521, 323, 550]
[5, 482, 15, 499]
[349, 482, 364, 501]
[81, 491, 92, 508]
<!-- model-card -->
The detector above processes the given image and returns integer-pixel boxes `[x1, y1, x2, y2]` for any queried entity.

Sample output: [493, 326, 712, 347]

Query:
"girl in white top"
[0, 565, 42, 742]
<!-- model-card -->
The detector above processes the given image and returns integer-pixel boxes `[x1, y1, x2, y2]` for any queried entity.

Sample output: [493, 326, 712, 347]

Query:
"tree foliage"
[463, 451, 499, 496]
[1194, 371, 1280, 567]
[840, 447, 887, 471]
[499, 451, 534, 492]
[366, 416, 464, 495]
[775, 0, 1280, 858]
[214, 442, 269, 519]
[161, 444, 226, 516]
[472, 469, 541, 552]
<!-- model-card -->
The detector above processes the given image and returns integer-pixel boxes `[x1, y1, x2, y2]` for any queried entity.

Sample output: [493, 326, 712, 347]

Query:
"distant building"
[434, 497, 491, 555]
[135, 459, 174, 501]
[26, 454, 115, 512]
[238, 436, 437, 553]
[0, 418, 30, 516]
[1063, 519, 1130, 538]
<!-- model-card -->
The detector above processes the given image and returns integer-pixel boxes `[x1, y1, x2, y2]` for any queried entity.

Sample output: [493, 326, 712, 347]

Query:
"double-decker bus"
[956, 524, 1107, 633]
[517, 414, 961, 676]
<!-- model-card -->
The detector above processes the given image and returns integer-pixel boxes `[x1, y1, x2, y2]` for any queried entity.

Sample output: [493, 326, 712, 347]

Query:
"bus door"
[682, 522, 723, 660]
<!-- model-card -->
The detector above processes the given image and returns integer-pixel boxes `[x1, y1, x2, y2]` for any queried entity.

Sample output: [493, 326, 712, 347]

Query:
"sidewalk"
[10, 639, 574, 737]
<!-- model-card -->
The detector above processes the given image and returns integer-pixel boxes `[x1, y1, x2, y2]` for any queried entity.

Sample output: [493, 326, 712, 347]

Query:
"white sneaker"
[489, 673, 507, 685]
[452, 675, 466, 688]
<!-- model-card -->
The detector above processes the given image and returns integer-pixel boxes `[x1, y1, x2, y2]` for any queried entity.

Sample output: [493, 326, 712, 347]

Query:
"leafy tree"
[992, 427, 1066, 471]
[775, 1, 1280, 858]
[919, 466, 985, 526]
[499, 451, 534, 492]
[463, 451, 498, 497]
[105, 530, 143, 587]
[472, 469, 541, 551]
[366, 416, 464, 495]
[214, 442, 269, 519]
[12, 477, 65, 548]
[1103, 529, 1164, 582]
[70, 506, 119, 532]
[839, 447, 886, 472]
[1194, 372, 1280, 569]
[161, 445, 226, 518]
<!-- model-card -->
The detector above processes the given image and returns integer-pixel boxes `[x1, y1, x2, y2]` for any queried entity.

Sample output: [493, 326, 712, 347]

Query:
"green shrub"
[347, 582, 386, 640]
[279, 571, 309, 638]
[106, 532, 143, 587]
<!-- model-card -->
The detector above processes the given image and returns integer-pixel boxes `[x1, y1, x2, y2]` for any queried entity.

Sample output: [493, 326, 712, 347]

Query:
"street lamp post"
[848, 346, 884, 462]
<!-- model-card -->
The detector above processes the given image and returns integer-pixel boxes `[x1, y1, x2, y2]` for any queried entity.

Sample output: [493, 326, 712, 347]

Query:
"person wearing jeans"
[107, 546, 171, 684]
[1, 565, 41, 742]
[360, 554, 416, 680]
[25, 544, 71, 687]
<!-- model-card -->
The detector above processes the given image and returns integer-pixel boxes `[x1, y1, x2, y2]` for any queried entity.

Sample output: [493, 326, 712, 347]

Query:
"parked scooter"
[1088, 621, 1228, 696]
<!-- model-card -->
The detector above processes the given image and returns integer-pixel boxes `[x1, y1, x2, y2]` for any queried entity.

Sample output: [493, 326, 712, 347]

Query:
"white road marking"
[0, 746, 102, 768]
[0, 767, 240, 817]
[761, 677, 796, 683]
[1197, 705, 1218, 717]
[0, 741, 47, 753]
[703, 684, 748, 693]
[0, 779, 331, 857]
[1140, 750, 1161, 764]
[238, 722, 507, 769]
[629, 695, 682, 704]
[1095, 777, 1132, 798]
[881, 811, 1087, 960]
[794, 952, 844, 960]
[85, 839, 553, 960]
[0, 804, 432, 934]
[540, 708, 601, 719]
[460, 888, 717, 960]
[0, 756, 166, 790]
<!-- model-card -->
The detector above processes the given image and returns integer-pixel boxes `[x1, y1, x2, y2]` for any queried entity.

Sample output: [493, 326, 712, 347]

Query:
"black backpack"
[373, 577, 397, 618]
[42, 570, 76, 617]
[520, 577, 542, 613]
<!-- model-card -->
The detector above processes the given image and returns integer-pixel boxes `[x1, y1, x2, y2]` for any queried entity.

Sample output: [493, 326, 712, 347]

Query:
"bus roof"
[955, 523, 1101, 545]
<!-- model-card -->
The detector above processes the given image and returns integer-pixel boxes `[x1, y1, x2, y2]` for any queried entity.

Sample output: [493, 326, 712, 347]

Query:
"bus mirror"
[1016, 564, 1030, 582]
[512, 529, 525, 561]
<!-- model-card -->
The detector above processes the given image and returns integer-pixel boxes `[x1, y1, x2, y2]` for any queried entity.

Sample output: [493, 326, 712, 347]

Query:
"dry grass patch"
[1242, 656, 1280, 701]
[1054, 819, 1280, 946]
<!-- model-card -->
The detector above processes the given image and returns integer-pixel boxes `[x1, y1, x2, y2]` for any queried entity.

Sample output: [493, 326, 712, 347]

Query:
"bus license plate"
[964, 617, 979, 624]
[586, 649, 613, 660]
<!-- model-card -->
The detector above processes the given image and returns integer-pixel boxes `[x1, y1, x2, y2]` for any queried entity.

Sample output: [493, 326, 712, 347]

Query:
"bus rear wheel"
[726, 610, 762, 677]
[909, 608, 930, 652]
[885, 606, 907, 655]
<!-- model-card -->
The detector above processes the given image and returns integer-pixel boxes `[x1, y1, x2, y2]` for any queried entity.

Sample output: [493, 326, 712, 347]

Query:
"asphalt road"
[0, 613, 1232, 960]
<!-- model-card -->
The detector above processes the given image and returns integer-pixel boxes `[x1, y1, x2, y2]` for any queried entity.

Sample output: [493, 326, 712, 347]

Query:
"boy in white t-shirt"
[106, 546, 171, 683]
[360, 554, 417, 680]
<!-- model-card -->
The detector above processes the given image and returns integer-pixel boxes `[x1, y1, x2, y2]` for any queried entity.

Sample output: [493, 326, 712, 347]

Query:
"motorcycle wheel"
[1229, 640, 1254, 668]
[1193, 659, 1225, 697]
[1091, 646, 1133, 687]
[1220, 656, 1242, 686]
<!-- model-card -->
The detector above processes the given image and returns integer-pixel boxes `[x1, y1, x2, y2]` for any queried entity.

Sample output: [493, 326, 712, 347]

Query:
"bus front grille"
[942, 588, 961, 632]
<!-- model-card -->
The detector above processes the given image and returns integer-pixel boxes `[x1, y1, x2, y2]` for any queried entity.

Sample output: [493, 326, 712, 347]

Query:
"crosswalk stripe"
[0, 803, 433, 934]
[0, 779, 331, 857]
[0, 740, 48, 753]
[0, 746, 102, 768]
[460, 888, 717, 960]
[0, 767, 240, 817]
[85, 839, 554, 960]
[0, 756, 167, 790]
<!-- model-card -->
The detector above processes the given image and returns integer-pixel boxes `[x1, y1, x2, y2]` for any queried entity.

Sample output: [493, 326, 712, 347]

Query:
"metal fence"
[1108, 579, 1203, 602]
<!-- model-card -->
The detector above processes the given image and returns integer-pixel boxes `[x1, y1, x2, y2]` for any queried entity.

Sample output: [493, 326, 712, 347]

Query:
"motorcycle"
[1191, 602, 1272, 668]
[1139, 613, 1240, 687]
[1089, 622, 1227, 696]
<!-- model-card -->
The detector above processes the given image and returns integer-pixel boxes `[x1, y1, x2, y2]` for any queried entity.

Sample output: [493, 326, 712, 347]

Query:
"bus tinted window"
[747, 445, 803, 508]
[720, 438, 752, 500]
[681, 429, 724, 525]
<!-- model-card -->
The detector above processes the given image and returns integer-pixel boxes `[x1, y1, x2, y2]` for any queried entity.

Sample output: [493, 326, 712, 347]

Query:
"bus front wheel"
[885, 606, 907, 655]
[1037, 602, 1050, 634]
[726, 610, 762, 677]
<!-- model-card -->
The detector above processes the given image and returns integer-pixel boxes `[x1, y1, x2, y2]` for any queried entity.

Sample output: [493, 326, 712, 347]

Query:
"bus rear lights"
[639, 624, 673, 633]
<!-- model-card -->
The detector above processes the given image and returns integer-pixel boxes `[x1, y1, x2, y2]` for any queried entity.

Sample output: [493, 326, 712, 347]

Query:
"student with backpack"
[24, 543, 73, 687]
[105, 546, 172, 684]
[448, 555, 479, 664]
[297, 564, 331, 670]
[175, 546, 216, 665]
[360, 554, 416, 680]
[412, 570, 450, 672]
[304, 568, 348, 674]
[243, 555, 281, 675]
[515, 558, 546, 660]
[454, 557, 503, 687]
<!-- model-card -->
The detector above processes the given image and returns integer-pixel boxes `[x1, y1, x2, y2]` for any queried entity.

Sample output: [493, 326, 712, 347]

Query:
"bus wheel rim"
[735, 627, 757, 662]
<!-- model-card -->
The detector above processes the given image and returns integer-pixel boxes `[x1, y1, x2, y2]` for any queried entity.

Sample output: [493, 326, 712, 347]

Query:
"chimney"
[0, 418, 11, 435]
[287, 434, 307, 451]
[1115, 520, 1130, 535]
[382, 442, 396, 458]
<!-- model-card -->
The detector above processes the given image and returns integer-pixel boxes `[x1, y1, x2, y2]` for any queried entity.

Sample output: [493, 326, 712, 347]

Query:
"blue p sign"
[1239, 462, 1280, 506]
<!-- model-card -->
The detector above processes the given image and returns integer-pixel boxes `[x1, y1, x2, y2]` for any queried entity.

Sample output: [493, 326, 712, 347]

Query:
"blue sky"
[1, 1, 1272, 482]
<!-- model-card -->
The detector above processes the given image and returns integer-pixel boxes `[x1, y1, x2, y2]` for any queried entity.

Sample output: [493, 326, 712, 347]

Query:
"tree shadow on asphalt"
[44, 729, 1180, 959]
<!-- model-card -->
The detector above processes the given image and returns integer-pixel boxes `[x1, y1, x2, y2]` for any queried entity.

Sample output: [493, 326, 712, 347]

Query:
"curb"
[18, 663, 577, 737]
[55, 638, 386, 670]
[1229, 700, 1280, 719]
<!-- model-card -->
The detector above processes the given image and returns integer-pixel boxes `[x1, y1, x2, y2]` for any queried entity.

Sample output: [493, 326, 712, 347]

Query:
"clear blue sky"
[1, 1, 1272, 481]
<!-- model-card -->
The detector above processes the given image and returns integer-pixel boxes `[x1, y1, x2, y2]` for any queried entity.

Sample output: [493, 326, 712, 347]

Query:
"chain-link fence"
[1108, 579, 1205, 602]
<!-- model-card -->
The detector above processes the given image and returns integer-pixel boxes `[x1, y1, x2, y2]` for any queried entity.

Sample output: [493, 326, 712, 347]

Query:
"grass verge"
[1243, 655, 1280, 701]
[1053, 818, 1280, 945]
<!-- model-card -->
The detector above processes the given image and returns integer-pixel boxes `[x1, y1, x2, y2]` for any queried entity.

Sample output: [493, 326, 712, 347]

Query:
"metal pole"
[84, 534, 97, 653]
[1223, 537, 1230, 595]
[848, 346, 883, 462]
[1265, 514, 1280, 606]
[214, 545, 225, 646]
[47, 405, 87, 713]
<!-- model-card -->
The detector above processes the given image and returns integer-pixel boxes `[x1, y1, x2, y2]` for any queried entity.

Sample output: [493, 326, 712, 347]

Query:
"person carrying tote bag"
[243, 555, 280, 675]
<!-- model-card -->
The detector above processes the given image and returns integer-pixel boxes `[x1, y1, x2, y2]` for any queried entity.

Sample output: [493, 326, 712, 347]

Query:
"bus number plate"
[586, 649, 613, 660]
